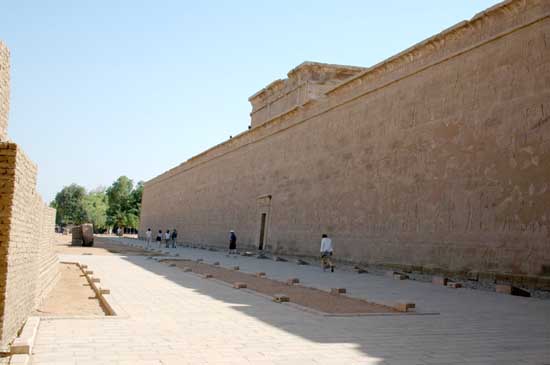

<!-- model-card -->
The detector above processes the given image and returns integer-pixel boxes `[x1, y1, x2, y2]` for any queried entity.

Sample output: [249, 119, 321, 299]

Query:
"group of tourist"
[143, 227, 335, 272]
[144, 228, 177, 249]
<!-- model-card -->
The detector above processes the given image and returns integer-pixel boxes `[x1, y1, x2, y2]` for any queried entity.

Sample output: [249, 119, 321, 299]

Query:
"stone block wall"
[141, 0, 550, 277]
[0, 143, 59, 351]
[0, 41, 9, 142]
[0, 43, 59, 351]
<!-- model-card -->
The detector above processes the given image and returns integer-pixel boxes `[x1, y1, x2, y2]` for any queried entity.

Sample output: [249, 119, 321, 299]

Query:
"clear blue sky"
[2, 0, 497, 202]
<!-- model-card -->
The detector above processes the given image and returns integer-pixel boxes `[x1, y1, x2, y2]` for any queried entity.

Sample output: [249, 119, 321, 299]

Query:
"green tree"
[83, 187, 108, 231]
[106, 177, 143, 230]
[51, 184, 87, 226]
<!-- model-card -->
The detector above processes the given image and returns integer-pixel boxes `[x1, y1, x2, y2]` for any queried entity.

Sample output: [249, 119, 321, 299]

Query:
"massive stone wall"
[0, 143, 59, 351]
[0, 45, 58, 351]
[141, 0, 550, 277]
[0, 41, 9, 142]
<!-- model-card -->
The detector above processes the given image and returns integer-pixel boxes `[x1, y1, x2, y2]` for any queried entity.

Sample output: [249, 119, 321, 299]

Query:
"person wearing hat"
[228, 230, 237, 256]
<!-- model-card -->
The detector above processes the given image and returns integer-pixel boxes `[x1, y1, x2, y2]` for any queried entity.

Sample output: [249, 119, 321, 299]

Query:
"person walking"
[145, 228, 152, 249]
[228, 230, 237, 256]
[156, 230, 163, 249]
[320, 234, 335, 272]
[171, 229, 178, 248]
[165, 230, 171, 248]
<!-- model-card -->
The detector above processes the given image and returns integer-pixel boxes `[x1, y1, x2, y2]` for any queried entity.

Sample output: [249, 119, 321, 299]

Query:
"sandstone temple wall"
[141, 0, 550, 277]
[0, 45, 59, 351]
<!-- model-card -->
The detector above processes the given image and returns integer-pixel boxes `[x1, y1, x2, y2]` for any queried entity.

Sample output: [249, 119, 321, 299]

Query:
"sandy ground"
[54, 234, 159, 256]
[162, 259, 397, 314]
[34, 263, 106, 316]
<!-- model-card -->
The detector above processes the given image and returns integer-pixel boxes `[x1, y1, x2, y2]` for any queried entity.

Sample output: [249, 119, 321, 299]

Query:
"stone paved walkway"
[31, 238, 550, 365]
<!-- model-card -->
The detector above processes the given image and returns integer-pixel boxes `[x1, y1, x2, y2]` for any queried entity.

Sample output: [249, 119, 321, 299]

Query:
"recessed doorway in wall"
[258, 213, 267, 250]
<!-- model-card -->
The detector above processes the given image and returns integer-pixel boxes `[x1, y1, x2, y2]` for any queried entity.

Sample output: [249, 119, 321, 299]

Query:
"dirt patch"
[54, 234, 159, 256]
[162, 259, 397, 314]
[34, 263, 106, 316]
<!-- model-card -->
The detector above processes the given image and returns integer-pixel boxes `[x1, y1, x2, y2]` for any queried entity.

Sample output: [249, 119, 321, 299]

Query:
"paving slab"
[30, 237, 550, 365]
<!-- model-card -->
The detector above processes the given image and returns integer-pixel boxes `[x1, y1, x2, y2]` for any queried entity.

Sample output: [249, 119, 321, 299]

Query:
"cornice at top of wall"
[325, 0, 541, 97]
[144, 0, 547, 188]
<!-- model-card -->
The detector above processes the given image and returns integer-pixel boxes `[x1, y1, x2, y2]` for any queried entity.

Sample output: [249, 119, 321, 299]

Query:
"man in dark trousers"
[228, 230, 237, 256]
[171, 229, 178, 248]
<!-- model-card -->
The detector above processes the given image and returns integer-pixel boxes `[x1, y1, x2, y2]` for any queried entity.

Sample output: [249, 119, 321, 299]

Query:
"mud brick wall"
[141, 0, 550, 276]
[0, 143, 59, 351]
[0, 41, 9, 142]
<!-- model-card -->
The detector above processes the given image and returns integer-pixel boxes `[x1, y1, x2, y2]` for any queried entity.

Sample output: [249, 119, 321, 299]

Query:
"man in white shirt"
[145, 228, 152, 249]
[320, 234, 335, 272]
[164, 230, 171, 248]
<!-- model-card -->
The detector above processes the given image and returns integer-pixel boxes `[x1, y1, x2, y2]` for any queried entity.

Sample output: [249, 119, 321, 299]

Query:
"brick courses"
[0, 43, 58, 351]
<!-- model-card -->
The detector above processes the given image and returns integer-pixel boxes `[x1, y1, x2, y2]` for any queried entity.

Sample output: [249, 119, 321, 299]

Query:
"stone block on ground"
[296, 259, 310, 265]
[213, 261, 220, 266]
[256, 253, 269, 259]
[169, 263, 176, 267]
[393, 273, 409, 280]
[355, 267, 368, 274]
[196, 258, 203, 262]
[233, 282, 247, 289]
[286, 278, 300, 285]
[432, 276, 448, 286]
[447, 282, 463, 289]
[182, 267, 192, 272]
[208, 247, 218, 251]
[385, 270, 398, 277]
[256, 272, 266, 277]
[85, 270, 93, 275]
[241, 251, 253, 257]
[467, 271, 480, 281]
[395, 302, 415, 312]
[10, 317, 40, 355]
[495, 284, 530, 297]
[232, 266, 240, 271]
[203, 274, 213, 279]
[8, 354, 29, 365]
[330, 288, 346, 295]
[91, 277, 100, 283]
[274, 256, 287, 262]
[273, 294, 290, 303]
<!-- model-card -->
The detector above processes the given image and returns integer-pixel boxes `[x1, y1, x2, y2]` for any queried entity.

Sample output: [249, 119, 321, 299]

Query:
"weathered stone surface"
[395, 302, 416, 312]
[0, 140, 58, 351]
[447, 282, 463, 289]
[286, 278, 300, 285]
[330, 288, 346, 295]
[273, 294, 290, 303]
[233, 282, 247, 289]
[495, 284, 531, 297]
[432, 276, 448, 286]
[139, 0, 550, 280]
